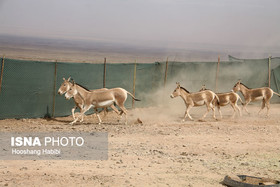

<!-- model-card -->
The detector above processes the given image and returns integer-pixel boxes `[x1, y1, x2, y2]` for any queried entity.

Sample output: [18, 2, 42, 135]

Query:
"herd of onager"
[58, 77, 140, 125]
[58, 77, 280, 125]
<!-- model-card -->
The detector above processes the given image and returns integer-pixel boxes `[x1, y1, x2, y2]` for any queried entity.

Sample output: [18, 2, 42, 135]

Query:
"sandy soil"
[0, 104, 280, 187]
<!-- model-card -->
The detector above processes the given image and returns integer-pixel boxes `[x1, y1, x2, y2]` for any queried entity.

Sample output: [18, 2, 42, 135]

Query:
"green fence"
[0, 56, 279, 119]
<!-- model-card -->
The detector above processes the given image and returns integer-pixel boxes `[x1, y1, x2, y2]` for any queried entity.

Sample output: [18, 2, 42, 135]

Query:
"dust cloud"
[130, 73, 211, 124]
[130, 83, 185, 123]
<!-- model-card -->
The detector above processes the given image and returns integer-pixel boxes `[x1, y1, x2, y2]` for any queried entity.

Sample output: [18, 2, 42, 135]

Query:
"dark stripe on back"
[240, 82, 250, 89]
[180, 87, 190, 93]
[75, 83, 90, 91]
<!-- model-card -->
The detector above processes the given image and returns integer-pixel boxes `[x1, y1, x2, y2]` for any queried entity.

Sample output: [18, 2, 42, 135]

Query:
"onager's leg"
[183, 105, 193, 121]
[210, 103, 216, 119]
[103, 107, 108, 117]
[242, 100, 250, 115]
[117, 110, 124, 123]
[265, 100, 270, 117]
[109, 105, 121, 123]
[118, 104, 128, 125]
[230, 102, 237, 118]
[217, 105, 222, 119]
[258, 99, 265, 115]
[110, 105, 120, 115]
[92, 107, 99, 118]
[94, 108, 102, 124]
[79, 112, 85, 122]
[71, 106, 77, 120]
[95, 108, 108, 121]
[77, 106, 84, 123]
[70, 105, 91, 125]
[235, 102, 242, 117]
[201, 103, 211, 120]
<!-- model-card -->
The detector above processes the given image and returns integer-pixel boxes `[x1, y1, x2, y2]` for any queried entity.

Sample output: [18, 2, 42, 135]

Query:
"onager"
[65, 81, 140, 125]
[170, 82, 219, 121]
[233, 80, 280, 116]
[199, 85, 243, 118]
[58, 77, 110, 122]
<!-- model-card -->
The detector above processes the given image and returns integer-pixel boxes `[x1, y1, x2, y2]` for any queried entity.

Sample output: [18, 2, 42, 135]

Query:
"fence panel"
[0, 59, 55, 119]
[0, 57, 279, 120]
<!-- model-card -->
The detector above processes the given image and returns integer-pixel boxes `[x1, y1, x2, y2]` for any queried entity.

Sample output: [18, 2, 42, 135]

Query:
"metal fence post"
[268, 56, 271, 88]
[0, 55, 5, 94]
[132, 61, 137, 108]
[164, 57, 168, 87]
[103, 58, 106, 88]
[52, 60, 58, 117]
[215, 56, 220, 92]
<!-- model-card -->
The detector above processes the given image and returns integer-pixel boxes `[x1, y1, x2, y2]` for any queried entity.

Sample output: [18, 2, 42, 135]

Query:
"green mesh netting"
[271, 58, 280, 102]
[0, 56, 279, 119]
[0, 59, 55, 119]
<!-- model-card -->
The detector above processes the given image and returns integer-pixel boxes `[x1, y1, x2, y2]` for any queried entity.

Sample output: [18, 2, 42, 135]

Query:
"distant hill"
[0, 34, 279, 63]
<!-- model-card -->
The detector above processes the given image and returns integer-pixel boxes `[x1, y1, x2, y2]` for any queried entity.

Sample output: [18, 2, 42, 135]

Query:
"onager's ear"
[237, 79, 241, 84]
[71, 80, 75, 86]
[67, 77, 71, 81]
[176, 82, 180, 87]
[63, 77, 66, 81]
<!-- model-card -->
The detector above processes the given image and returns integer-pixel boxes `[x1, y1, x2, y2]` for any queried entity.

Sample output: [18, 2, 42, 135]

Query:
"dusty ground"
[0, 104, 280, 187]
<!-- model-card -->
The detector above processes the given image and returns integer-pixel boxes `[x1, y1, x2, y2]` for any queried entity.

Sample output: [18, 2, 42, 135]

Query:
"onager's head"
[170, 82, 181, 98]
[58, 77, 71, 95]
[65, 83, 77, 100]
[233, 80, 241, 92]
[199, 85, 207, 92]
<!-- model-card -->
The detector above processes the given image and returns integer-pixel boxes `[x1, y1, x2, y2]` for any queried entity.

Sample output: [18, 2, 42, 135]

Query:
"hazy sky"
[0, 0, 280, 48]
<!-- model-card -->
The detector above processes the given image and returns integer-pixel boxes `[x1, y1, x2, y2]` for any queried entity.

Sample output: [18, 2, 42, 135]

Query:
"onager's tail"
[214, 94, 220, 106]
[273, 92, 280, 97]
[127, 91, 141, 101]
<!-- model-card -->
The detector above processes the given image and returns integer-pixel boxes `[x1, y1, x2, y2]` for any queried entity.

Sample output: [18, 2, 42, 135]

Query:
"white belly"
[95, 100, 115, 107]
[194, 100, 205, 106]
[252, 96, 263, 101]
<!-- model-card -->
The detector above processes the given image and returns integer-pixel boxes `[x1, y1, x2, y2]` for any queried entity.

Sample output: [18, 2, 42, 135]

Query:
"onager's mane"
[240, 83, 250, 89]
[235, 82, 250, 89]
[180, 87, 190, 93]
[75, 83, 90, 91]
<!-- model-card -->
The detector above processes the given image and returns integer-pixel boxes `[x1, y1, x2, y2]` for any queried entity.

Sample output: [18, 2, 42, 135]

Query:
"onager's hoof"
[212, 116, 218, 120]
